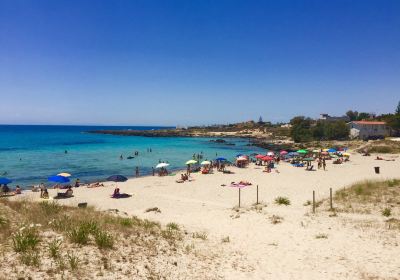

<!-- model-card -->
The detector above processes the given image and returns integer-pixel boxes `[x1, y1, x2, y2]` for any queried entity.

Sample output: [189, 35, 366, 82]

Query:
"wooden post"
[256, 185, 259, 204]
[312, 190, 316, 214]
[329, 188, 333, 211]
[239, 188, 241, 208]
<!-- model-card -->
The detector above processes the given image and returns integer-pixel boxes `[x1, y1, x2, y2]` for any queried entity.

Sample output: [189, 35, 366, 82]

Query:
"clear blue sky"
[1, 0, 399, 126]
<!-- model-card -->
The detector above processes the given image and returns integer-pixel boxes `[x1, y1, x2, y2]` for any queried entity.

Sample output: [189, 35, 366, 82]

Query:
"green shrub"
[48, 239, 62, 259]
[166, 222, 180, 231]
[274, 196, 291, 206]
[12, 227, 40, 253]
[382, 208, 392, 217]
[119, 218, 133, 227]
[20, 251, 40, 267]
[67, 252, 79, 270]
[68, 226, 89, 245]
[192, 232, 207, 240]
[315, 233, 328, 239]
[94, 231, 114, 249]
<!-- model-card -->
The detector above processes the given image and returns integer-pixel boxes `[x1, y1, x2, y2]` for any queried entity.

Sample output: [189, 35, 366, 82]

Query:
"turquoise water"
[0, 125, 263, 187]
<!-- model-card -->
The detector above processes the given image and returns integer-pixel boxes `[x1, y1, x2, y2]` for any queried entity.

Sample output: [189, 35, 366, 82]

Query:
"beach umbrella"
[280, 150, 288, 155]
[342, 153, 351, 157]
[303, 158, 314, 161]
[0, 177, 12, 184]
[288, 152, 299, 156]
[321, 151, 329, 155]
[236, 156, 248, 161]
[106, 175, 128, 182]
[267, 151, 275, 156]
[331, 154, 339, 158]
[328, 148, 337, 153]
[261, 156, 274, 161]
[215, 157, 227, 161]
[312, 149, 320, 153]
[57, 172, 71, 177]
[186, 159, 197, 165]
[323, 148, 329, 152]
[236, 154, 244, 157]
[201, 160, 211, 165]
[48, 175, 70, 183]
[156, 163, 169, 169]
[297, 149, 308, 154]
[255, 154, 265, 159]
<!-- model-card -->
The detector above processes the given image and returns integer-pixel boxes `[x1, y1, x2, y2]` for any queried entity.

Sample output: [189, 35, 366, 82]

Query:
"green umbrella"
[297, 149, 308, 154]
[303, 157, 314, 161]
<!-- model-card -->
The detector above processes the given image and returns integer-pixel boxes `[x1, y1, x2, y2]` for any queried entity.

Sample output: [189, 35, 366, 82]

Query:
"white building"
[319, 113, 350, 122]
[348, 121, 390, 140]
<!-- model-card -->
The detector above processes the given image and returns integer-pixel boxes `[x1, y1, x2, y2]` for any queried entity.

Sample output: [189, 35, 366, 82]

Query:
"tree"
[396, 101, 400, 115]
[356, 112, 371, 121]
[346, 110, 359, 121]
[290, 116, 313, 142]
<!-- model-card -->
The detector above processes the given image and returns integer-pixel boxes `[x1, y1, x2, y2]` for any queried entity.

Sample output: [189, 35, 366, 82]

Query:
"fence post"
[239, 188, 241, 208]
[256, 185, 259, 204]
[330, 188, 333, 211]
[313, 190, 316, 214]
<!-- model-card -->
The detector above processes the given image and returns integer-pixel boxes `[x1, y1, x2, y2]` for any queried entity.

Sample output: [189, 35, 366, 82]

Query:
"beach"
[16, 152, 400, 279]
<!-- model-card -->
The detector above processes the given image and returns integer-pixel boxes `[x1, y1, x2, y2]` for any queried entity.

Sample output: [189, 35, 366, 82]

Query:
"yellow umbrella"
[186, 160, 197, 165]
[342, 153, 351, 157]
[57, 172, 71, 177]
[322, 148, 329, 152]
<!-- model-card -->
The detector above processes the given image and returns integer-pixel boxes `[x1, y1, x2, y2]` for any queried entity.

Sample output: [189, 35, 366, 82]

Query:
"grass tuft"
[12, 227, 40, 253]
[274, 196, 291, 206]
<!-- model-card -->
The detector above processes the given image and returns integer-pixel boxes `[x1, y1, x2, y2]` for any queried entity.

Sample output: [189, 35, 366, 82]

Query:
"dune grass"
[334, 179, 400, 216]
[0, 198, 198, 278]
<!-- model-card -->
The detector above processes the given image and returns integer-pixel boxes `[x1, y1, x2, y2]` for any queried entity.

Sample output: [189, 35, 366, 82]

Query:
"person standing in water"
[135, 166, 139, 177]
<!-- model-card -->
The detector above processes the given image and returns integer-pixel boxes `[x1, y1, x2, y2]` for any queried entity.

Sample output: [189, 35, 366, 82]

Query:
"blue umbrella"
[0, 177, 12, 184]
[215, 157, 227, 161]
[107, 175, 128, 182]
[236, 154, 244, 157]
[48, 175, 70, 183]
[288, 152, 299, 156]
[328, 148, 337, 153]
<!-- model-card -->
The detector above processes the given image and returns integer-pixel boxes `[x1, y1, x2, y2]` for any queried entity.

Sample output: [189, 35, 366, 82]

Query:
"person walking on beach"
[135, 167, 139, 177]
[322, 158, 326, 171]
[152, 167, 155, 176]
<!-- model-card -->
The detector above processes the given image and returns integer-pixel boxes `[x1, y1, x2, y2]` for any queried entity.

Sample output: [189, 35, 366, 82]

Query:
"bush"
[12, 227, 40, 253]
[94, 231, 114, 249]
[67, 252, 79, 270]
[382, 208, 392, 217]
[68, 226, 90, 245]
[192, 232, 207, 240]
[39, 201, 61, 216]
[274, 197, 291, 206]
[20, 251, 40, 267]
[166, 222, 180, 231]
[48, 239, 62, 259]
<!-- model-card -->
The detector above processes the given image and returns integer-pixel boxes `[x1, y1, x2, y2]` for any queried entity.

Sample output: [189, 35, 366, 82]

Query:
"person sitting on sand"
[376, 156, 384, 160]
[15, 185, 22, 194]
[88, 182, 104, 188]
[112, 187, 120, 198]
[74, 179, 80, 188]
[31, 185, 40, 192]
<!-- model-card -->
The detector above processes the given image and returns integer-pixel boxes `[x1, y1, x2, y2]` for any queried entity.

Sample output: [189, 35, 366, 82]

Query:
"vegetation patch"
[274, 196, 291, 206]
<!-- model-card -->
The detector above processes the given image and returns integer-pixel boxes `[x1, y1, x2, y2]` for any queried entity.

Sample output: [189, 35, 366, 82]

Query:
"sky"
[0, 0, 399, 126]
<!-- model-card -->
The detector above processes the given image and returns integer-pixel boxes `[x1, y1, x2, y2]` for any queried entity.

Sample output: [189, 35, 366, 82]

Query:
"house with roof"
[348, 121, 390, 140]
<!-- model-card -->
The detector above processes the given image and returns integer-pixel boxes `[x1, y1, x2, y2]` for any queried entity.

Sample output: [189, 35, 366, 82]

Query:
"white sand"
[18, 153, 400, 279]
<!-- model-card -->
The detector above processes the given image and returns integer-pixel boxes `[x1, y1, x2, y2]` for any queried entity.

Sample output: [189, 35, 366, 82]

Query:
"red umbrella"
[280, 150, 288, 155]
[262, 156, 274, 161]
[255, 154, 265, 159]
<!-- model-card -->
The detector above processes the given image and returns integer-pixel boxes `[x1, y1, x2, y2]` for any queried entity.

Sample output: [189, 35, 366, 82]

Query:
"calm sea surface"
[0, 125, 264, 187]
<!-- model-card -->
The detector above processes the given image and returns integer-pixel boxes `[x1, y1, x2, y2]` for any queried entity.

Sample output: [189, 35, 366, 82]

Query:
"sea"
[0, 125, 264, 187]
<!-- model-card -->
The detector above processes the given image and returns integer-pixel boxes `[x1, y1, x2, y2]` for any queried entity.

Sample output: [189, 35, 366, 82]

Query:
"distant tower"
[258, 116, 263, 124]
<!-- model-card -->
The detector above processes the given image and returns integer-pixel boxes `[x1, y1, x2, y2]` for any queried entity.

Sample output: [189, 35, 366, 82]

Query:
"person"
[31, 185, 39, 192]
[39, 183, 45, 197]
[152, 167, 155, 176]
[135, 167, 139, 177]
[1, 184, 10, 193]
[42, 189, 49, 199]
[65, 150, 68, 154]
[120, 154, 123, 160]
[322, 158, 326, 171]
[74, 179, 80, 188]
[15, 185, 21, 194]
[112, 187, 120, 198]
